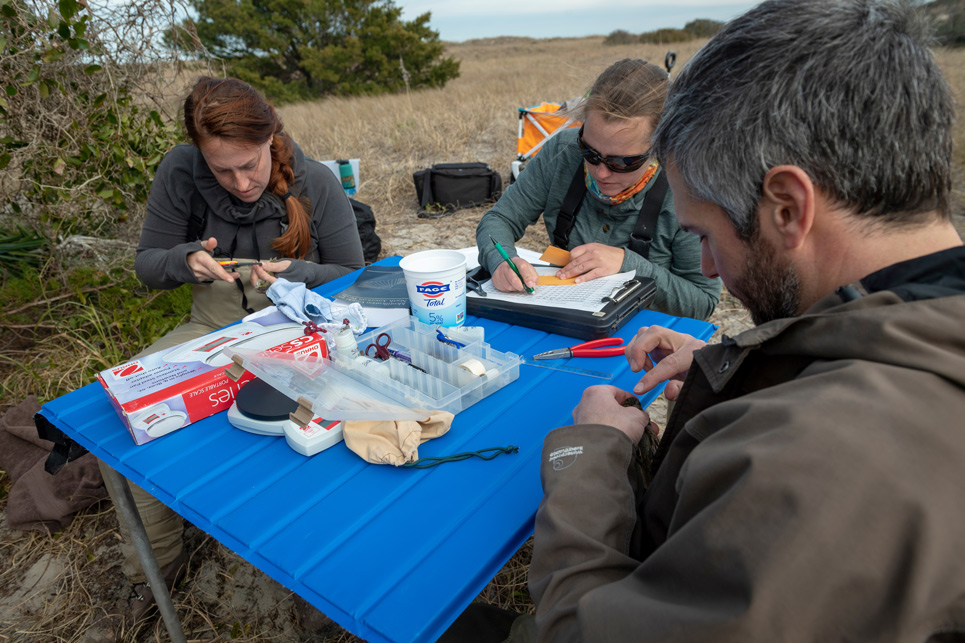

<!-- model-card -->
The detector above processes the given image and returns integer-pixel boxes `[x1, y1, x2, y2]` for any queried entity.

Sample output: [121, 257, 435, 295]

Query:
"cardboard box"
[97, 321, 328, 445]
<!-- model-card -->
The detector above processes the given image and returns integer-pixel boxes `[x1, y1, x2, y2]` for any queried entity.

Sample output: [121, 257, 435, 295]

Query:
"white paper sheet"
[455, 245, 549, 271]
[468, 269, 636, 313]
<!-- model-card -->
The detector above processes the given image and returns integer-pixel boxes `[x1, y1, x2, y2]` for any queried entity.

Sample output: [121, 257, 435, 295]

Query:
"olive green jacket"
[476, 129, 720, 320]
[531, 246, 965, 642]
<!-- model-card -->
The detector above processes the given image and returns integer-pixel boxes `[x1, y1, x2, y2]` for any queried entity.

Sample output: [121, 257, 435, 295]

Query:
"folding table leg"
[101, 465, 187, 643]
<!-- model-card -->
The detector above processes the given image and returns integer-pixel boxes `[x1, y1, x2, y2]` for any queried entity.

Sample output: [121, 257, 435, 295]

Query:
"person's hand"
[627, 325, 706, 400]
[250, 260, 291, 289]
[492, 257, 539, 292]
[572, 385, 651, 445]
[186, 237, 236, 283]
[557, 243, 625, 283]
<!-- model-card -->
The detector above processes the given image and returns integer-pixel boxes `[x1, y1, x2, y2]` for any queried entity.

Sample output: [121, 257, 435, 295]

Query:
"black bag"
[413, 162, 503, 218]
[349, 197, 381, 265]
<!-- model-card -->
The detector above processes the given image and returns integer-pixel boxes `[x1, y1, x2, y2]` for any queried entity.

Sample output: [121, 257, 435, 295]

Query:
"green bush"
[604, 29, 638, 46]
[0, 0, 183, 240]
[168, 0, 461, 103]
[683, 19, 723, 38]
[611, 18, 723, 47]
[639, 28, 692, 45]
[0, 264, 192, 402]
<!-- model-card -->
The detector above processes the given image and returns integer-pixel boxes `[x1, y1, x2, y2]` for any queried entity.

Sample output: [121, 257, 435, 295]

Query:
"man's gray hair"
[652, 0, 954, 239]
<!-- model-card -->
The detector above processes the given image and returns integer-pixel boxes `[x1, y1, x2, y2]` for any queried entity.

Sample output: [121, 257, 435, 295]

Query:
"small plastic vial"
[333, 327, 358, 359]
[351, 355, 390, 378]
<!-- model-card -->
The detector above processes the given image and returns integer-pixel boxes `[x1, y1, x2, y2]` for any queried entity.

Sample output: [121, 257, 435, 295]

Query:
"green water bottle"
[337, 159, 356, 195]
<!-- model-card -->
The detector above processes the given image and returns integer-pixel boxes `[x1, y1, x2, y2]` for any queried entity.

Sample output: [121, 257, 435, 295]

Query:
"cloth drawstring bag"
[342, 412, 454, 466]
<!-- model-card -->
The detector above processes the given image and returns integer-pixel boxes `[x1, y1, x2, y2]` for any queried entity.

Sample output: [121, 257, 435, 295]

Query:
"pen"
[489, 235, 535, 294]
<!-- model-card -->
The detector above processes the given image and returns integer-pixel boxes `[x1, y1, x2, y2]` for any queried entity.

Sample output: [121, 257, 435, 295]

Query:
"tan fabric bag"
[342, 412, 454, 466]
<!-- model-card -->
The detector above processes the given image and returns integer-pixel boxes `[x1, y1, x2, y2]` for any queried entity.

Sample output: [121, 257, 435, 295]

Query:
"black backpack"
[349, 197, 381, 264]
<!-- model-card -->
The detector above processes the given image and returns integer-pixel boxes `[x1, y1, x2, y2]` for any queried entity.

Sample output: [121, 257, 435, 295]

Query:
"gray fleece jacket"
[135, 141, 364, 290]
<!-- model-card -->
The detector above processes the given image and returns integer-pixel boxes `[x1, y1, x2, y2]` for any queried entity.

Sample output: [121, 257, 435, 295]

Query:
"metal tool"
[533, 337, 626, 360]
[436, 329, 466, 348]
[602, 279, 642, 304]
[521, 358, 612, 379]
[466, 275, 488, 297]
[219, 260, 263, 268]
[364, 332, 428, 372]
[466, 266, 491, 298]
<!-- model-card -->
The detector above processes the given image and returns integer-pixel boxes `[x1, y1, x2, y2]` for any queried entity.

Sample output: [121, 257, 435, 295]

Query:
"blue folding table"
[38, 257, 716, 643]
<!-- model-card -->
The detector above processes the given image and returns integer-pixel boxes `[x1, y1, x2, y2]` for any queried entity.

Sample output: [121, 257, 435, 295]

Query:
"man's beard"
[733, 232, 802, 326]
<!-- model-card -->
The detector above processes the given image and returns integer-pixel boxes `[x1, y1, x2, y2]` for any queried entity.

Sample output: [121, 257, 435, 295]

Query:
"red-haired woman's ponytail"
[267, 133, 312, 259]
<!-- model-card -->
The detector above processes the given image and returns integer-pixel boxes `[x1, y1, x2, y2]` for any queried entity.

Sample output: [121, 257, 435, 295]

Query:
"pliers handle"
[533, 337, 626, 360]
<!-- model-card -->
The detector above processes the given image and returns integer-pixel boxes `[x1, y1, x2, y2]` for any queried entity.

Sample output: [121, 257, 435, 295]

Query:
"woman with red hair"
[101, 76, 364, 627]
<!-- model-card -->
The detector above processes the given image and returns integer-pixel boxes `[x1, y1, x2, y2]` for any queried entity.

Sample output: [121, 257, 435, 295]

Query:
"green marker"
[489, 235, 535, 294]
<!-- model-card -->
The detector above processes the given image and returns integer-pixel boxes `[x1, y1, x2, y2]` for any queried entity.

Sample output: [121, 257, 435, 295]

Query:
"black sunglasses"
[577, 125, 651, 173]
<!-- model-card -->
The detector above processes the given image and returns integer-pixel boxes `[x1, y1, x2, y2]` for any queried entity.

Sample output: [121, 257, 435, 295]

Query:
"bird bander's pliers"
[533, 337, 627, 360]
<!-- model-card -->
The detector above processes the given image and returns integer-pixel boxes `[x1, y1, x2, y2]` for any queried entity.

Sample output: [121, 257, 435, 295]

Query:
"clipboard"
[466, 266, 657, 340]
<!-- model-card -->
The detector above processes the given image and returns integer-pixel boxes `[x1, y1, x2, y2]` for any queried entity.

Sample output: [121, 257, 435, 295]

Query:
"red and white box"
[97, 321, 328, 445]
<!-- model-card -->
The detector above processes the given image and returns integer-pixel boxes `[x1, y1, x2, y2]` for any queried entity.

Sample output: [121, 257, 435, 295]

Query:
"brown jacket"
[530, 246, 965, 642]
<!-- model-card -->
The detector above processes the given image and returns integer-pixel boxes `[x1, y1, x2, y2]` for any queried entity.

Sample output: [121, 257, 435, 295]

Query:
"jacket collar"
[191, 140, 308, 225]
[695, 245, 965, 394]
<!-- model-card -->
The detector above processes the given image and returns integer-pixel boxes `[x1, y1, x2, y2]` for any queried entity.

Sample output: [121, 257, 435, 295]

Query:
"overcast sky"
[396, 1, 761, 42]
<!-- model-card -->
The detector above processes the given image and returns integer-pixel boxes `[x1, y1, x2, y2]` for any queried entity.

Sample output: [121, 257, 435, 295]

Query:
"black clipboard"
[466, 266, 657, 340]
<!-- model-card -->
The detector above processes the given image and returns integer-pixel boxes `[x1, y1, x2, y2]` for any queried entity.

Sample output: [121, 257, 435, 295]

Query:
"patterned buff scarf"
[585, 161, 660, 206]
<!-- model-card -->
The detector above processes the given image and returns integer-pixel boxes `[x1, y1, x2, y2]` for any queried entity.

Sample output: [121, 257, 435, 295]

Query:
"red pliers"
[533, 337, 627, 360]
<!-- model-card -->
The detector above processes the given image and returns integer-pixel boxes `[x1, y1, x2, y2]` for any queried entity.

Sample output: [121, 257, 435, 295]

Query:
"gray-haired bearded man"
[530, 1, 965, 642]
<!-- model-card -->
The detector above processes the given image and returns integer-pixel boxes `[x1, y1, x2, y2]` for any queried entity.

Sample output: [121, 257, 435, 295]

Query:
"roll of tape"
[457, 358, 486, 377]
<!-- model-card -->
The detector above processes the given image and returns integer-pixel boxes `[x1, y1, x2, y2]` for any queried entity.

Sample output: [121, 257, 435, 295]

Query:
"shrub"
[604, 29, 637, 46]
[169, 0, 461, 104]
[683, 19, 723, 38]
[639, 28, 692, 45]
[0, 263, 192, 402]
[0, 0, 184, 241]
[613, 18, 723, 47]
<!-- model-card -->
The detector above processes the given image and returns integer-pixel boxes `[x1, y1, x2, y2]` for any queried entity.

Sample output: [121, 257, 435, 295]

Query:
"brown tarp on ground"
[0, 396, 107, 533]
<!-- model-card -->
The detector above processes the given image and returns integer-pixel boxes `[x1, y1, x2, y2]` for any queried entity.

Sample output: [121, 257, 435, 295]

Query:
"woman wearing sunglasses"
[475, 58, 720, 320]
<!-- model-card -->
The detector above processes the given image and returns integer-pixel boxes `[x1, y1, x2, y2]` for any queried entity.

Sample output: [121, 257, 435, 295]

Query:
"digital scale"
[163, 322, 305, 367]
[227, 377, 343, 456]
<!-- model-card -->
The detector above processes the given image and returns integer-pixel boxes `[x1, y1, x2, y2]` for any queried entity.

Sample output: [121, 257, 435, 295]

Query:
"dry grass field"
[1, 34, 964, 643]
[278, 37, 710, 260]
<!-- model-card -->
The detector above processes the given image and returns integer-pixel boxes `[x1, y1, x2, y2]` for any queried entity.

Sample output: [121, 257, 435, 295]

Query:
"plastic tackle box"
[225, 317, 521, 421]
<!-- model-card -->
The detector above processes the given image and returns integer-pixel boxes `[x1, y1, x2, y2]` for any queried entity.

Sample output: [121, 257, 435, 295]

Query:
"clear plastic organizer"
[224, 317, 521, 421]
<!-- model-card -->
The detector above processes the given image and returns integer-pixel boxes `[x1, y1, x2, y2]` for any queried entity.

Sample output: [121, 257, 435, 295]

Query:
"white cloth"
[267, 278, 367, 334]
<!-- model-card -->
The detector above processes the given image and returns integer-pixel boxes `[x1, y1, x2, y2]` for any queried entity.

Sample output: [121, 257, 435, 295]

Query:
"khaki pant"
[102, 269, 268, 582]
